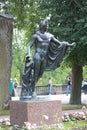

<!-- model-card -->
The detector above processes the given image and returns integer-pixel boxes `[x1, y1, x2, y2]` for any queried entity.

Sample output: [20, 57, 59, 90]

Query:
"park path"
[48, 93, 87, 104]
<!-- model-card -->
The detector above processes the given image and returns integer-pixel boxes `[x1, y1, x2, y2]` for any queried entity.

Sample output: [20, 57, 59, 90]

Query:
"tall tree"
[38, 0, 87, 104]
[12, 30, 26, 83]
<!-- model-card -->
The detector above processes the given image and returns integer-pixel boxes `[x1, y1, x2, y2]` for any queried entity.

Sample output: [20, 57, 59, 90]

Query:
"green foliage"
[2, 0, 40, 41]
[38, 0, 87, 66]
[11, 29, 27, 83]
[1, 0, 87, 85]
[37, 66, 71, 85]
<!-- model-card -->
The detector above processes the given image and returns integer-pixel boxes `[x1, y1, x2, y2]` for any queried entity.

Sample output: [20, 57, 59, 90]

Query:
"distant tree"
[11, 29, 26, 84]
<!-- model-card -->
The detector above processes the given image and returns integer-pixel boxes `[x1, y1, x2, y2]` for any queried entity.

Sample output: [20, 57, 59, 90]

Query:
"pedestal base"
[10, 99, 62, 126]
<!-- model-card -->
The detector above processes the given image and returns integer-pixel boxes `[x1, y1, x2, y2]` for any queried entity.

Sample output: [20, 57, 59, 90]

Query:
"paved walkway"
[48, 93, 87, 104]
[0, 115, 10, 120]
[0, 93, 87, 120]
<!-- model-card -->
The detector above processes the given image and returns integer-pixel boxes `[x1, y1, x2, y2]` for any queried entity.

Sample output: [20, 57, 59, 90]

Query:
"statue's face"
[44, 21, 48, 31]
[40, 20, 48, 32]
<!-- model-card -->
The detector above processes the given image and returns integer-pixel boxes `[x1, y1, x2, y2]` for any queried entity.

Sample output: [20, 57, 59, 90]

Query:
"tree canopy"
[37, 0, 87, 66]
[2, 0, 87, 66]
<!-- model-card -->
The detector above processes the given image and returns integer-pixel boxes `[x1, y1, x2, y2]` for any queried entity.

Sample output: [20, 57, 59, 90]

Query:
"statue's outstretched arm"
[61, 41, 76, 47]
[67, 42, 76, 47]
[52, 36, 76, 48]
[52, 37, 61, 45]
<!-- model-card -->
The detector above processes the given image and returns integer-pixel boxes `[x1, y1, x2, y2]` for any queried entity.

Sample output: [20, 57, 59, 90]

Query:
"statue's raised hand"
[25, 55, 31, 63]
[71, 42, 76, 48]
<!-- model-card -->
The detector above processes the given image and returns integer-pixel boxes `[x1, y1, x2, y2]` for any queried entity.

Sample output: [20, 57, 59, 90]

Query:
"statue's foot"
[20, 89, 28, 97]
[32, 92, 37, 98]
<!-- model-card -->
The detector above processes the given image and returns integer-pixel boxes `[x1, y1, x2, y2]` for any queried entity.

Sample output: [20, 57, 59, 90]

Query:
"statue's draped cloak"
[36, 32, 68, 71]
[46, 41, 68, 71]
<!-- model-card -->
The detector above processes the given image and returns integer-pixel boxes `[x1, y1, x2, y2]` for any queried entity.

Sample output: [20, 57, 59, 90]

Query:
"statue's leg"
[33, 52, 41, 83]
[39, 57, 46, 78]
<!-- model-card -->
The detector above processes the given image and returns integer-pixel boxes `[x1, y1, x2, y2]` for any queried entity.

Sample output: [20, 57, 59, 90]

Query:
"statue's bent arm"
[27, 35, 36, 56]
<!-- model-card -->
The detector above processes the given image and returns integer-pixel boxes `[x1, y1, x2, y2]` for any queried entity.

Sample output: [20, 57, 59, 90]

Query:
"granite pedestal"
[10, 97, 62, 127]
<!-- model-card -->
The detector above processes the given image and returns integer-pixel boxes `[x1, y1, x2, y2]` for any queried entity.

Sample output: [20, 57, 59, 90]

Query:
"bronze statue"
[20, 20, 75, 99]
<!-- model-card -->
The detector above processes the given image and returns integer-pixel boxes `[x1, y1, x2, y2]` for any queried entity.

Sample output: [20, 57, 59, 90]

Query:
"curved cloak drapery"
[46, 42, 68, 71]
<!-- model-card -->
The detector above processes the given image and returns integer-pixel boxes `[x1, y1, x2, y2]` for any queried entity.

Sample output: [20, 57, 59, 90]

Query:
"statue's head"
[39, 20, 48, 32]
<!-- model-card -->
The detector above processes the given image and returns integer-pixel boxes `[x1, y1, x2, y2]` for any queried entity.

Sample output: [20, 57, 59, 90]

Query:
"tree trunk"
[0, 14, 13, 109]
[70, 63, 83, 104]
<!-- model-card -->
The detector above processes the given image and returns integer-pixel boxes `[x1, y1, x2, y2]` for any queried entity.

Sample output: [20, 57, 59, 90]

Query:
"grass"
[62, 104, 85, 110]
[0, 109, 9, 116]
[63, 120, 87, 129]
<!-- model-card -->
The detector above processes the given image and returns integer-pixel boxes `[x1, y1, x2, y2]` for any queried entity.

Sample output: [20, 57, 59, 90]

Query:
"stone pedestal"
[10, 99, 62, 127]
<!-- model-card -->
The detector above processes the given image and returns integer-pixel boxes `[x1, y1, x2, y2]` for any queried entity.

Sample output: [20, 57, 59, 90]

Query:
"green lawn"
[62, 104, 85, 110]
[64, 120, 87, 129]
[0, 109, 9, 116]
